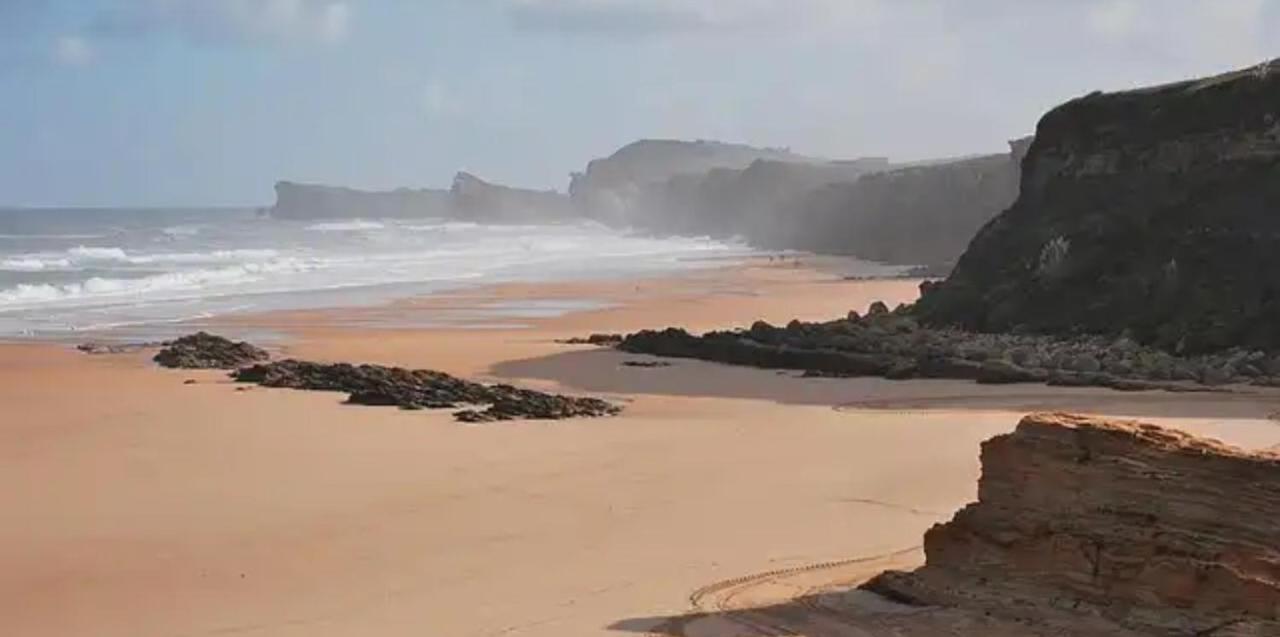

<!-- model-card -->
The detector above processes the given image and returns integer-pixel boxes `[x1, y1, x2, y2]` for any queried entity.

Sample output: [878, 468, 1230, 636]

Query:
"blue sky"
[1, 0, 1276, 207]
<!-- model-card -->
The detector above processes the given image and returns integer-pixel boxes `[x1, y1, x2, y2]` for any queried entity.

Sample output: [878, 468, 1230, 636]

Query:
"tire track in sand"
[647, 546, 921, 636]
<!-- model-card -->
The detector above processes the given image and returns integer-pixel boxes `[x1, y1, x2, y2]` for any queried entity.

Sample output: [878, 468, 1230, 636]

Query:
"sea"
[0, 208, 761, 341]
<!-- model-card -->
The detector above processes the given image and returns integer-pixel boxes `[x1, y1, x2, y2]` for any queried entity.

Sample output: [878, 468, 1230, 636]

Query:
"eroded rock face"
[233, 359, 620, 422]
[153, 332, 270, 369]
[865, 413, 1280, 635]
[916, 59, 1280, 354]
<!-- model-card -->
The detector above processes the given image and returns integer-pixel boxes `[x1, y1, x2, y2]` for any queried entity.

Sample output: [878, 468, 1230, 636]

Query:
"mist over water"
[0, 208, 764, 339]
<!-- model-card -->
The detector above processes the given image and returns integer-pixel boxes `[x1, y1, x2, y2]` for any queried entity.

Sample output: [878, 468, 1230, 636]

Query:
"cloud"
[52, 35, 95, 67]
[89, 0, 353, 45]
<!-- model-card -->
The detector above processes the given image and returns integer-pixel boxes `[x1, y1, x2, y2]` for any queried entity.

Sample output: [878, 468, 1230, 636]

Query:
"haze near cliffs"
[271, 138, 1030, 273]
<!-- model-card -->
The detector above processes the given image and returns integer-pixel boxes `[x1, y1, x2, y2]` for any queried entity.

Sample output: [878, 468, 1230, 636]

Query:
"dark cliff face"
[916, 60, 1280, 353]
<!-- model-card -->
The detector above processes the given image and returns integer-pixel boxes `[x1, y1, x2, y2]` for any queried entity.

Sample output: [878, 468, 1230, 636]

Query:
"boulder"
[153, 332, 269, 370]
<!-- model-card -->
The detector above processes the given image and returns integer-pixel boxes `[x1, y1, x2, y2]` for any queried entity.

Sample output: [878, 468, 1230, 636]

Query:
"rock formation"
[270, 173, 573, 223]
[786, 139, 1029, 269]
[233, 359, 620, 422]
[449, 172, 575, 223]
[270, 181, 454, 219]
[153, 332, 270, 369]
[864, 412, 1280, 635]
[916, 59, 1280, 353]
[614, 304, 1276, 391]
[567, 139, 815, 225]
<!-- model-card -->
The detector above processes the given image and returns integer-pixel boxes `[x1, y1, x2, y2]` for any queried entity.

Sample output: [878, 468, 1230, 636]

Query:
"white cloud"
[52, 35, 95, 66]
[89, 0, 353, 45]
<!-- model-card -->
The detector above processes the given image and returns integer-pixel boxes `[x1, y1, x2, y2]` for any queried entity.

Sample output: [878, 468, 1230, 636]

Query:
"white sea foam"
[1, 257, 73, 271]
[306, 220, 386, 232]
[0, 213, 756, 337]
[0, 259, 315, 308]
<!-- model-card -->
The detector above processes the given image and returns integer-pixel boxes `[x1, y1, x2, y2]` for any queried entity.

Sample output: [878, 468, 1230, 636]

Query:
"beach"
[6, 258, 1280, 637]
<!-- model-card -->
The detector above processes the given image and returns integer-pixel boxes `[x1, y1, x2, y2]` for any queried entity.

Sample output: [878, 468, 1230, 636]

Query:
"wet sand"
[4, 259, 1280, 636]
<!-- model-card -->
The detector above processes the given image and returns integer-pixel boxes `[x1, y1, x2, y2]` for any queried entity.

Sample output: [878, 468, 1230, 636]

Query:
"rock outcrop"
[153, 332, 270, 369]
[233, 359, 620, 422]
[916, 59, 1280, 353]
[865, 412, 1280, 635]
[569, 138, 1027, 271]
[568, 139, 815, 225]
[270, 181, 454, 219]
[614, 304, 1275, 391]
[270, 173, 573, 223]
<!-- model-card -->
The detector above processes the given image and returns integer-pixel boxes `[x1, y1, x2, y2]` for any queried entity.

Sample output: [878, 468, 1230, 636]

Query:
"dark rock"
[153, 332, 269, 370]
[867, 301, 890, 316]
[916, 58, 1280, 355]
[233, 359, 620, 422]
[559, 333, 624, 346]
[621, 360, 671, 368]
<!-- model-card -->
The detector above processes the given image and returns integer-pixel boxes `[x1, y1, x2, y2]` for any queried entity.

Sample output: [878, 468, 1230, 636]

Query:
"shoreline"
[5, 259, 1280, 636]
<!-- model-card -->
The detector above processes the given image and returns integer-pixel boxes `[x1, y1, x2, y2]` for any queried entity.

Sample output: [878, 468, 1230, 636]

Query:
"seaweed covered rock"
[153, 332, 269, 369]
[233, 359, 619, 422]
[864, 413, 1280, 635]
[916, 59, 1280, 354]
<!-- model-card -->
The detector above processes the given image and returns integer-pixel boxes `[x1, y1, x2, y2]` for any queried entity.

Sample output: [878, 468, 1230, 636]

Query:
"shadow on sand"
[491, 347, 1280, 421]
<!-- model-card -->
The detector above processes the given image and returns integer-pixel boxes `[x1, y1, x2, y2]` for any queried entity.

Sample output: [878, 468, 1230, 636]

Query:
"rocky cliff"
[784, 140, 1029, 268]
[271, 181, 453, 219]
[865, 412, 1280, 635]
[271, 173, 572, 223]
[570, 137, 1027, 271]
[567, 139, 815, 225]
[916, 59, 1280, 353]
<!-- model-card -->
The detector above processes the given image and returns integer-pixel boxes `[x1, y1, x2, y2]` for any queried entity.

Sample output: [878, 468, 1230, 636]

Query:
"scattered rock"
[153, 332, 269, 369]
[559, 333, 623, 346]
[621, 360, 671, 368]
[864, 413, 1280, 635]
[616, 309, 1249, 393]
[233, 359, 619, 422]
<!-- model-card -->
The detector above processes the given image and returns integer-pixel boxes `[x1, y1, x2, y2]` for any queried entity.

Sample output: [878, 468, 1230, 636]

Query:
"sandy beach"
[6, 258, 1280, 637]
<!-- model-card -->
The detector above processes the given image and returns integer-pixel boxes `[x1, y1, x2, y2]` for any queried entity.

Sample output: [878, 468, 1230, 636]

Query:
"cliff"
[866, 412, 1280, 635]
[916, 59, 1280, 353]
[568, 139, 819, 225]
[449, 172, 574, 223]
[783, 140, 1029, 268]
[271, 181, 453, 219]
[569, 137, 1027, 271]
[270, 173, 572, 223]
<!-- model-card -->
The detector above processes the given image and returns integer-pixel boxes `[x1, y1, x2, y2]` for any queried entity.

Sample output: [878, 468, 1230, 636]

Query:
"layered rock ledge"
[153, 332, 269, 369]
[864, 413, 1280, 635]
[615, 303, 1280, 391]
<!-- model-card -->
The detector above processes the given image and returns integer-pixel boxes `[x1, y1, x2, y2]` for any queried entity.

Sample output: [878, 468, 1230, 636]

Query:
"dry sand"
[4, 258, 1280, 636]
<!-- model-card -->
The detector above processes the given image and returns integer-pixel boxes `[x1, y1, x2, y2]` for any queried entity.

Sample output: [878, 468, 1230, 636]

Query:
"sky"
[0, 0, 1277, 207]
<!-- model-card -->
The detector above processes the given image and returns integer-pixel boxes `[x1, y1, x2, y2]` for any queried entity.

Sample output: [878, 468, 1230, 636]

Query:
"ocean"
[0, 208, 757, 340]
